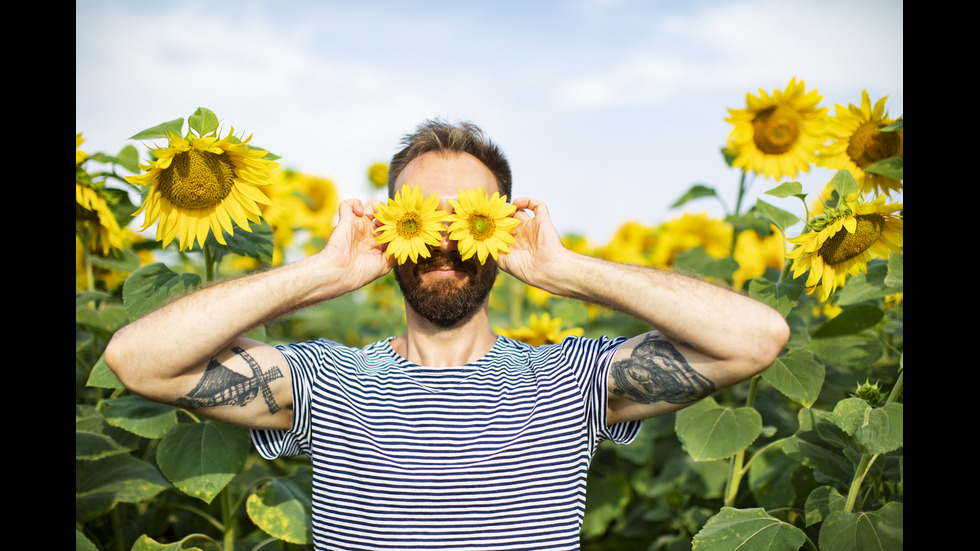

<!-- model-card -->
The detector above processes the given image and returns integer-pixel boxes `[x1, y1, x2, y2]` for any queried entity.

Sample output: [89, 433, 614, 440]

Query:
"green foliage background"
[76, 109, 903, 551]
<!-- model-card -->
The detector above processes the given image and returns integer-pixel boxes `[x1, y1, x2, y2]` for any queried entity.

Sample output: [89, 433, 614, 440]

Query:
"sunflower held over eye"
[126, 128, 278, 251]
[724, 77, 827, 181]
[818, 90, 903, 196]
[448, 187, 520, 264]
[374, 184, 451, 264]
[786, 194, 902, 302]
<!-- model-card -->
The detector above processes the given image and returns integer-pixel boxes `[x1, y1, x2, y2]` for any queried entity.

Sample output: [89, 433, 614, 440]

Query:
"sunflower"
[76, 134, 126, 255]
[732, 226, 787, 290]
[649, 212, 732, 267]
[725, 77, 827, 181]
[76, 182, 126, 255]
[126, 128, 277, 251]
[367, 162, 389, 189]
[374, 184, 451, 264]
[786, 195, 902, 302]
[448, 187, 521, 264]
[495, 313, 584, 347]
[597, 221, 657, 266]
[818, 90, 903, 196]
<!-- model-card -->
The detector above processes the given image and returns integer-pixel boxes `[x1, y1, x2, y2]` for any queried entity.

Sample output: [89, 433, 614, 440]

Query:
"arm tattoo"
[175, 346, 283, 414]
[609, 334, 714, 405]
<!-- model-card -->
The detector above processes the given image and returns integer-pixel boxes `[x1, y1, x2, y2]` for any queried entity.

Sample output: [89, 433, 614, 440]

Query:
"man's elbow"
[103, 328, 146, 396]
[748, 312, 791, 374]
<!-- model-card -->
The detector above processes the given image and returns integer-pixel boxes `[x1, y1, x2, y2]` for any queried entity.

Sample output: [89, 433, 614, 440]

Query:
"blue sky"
[76, 0, 903, 245]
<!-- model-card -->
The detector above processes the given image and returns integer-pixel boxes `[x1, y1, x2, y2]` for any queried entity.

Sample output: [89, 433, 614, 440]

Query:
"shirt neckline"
[379, 334, 506, 370]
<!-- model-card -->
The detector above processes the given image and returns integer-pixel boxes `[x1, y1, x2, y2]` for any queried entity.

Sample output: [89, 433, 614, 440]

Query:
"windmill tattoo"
[175, 346, 283, 414]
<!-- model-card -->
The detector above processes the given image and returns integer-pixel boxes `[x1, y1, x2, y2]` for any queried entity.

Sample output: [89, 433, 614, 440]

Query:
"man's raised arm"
[104, 199, 392, 430]
[498, 197, 790, 424]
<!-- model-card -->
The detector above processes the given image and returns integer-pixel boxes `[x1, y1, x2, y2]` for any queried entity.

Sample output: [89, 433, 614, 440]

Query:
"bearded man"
[106, 119, 789, 551]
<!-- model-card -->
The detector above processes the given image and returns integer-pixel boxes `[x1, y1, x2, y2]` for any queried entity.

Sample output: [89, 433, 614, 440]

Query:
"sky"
[76, 0, 903, 246]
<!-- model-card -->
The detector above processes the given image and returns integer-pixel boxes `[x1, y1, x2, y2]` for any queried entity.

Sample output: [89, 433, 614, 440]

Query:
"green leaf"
[812, 305, 884, 338]
[76, 300, 129, 334]
[582, 473, 632, 538]
[76, 530, 99, 551]
[747, 277, 804, 318]
[880, 119, 903, 132]
[884, 253, 903, 292]
[189, 107, 220, 137]
[207, 218, 276, 264]
[246, 470, 315, 544]
[808, 331, 884, 368]
[832, 399, 903, 455]
[675, 397, 762, 461]
[671, 184, 719, 209]
[747, 441, 799, 510]
[132, 535, 205, 551]
[783, 417, 855, 483]
[818, 502, 903, 551]
[764, 181, 804, 199]
[75, 404, 138, 460]
[762, 348, 825, 408]
[804, 485, 846, 527]
[87, 354, 124, 389]
[673, 246, 738, 282]
[130, 118, 184, 141]
[88, 248, 143, 275]
[115, 144, 141, 173]
[753, 199, 800, 238]
[863, 156, 903, 181]
[835, 260, 901, 306]
[122, 263, 202, 321]
[75, 454, 171, 523]
[156, 420, 251, 503]
[101, 395, 181, 439]
[829, 170, 860, 199]
[692, 507, 806, 551]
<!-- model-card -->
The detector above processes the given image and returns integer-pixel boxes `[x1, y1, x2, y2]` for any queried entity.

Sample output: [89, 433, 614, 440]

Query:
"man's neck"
[391, 307, 498, 367]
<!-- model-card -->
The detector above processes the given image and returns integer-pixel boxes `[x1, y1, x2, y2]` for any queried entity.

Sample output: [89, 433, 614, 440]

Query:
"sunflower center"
[469, 214, 495, 239]
[819, 214, 885, 265]
[158, 150, 236, 209]
[396, 213, 423, 237]
[752, 105, 801, 155]
[846, 122, 901, 168]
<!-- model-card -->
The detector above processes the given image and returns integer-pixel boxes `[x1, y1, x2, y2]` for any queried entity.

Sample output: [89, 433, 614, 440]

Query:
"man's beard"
[394, 250, 498, 328]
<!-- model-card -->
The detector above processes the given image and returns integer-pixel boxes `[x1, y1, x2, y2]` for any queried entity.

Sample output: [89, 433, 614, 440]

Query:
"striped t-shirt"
[250, 334, 642, 550]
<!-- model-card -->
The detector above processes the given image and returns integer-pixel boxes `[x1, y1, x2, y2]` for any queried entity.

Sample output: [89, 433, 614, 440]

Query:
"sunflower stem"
[204, 242, 215, 282]
[723, 374, 761, 507]
[734, 170, 748, 216]
[221, 487, 236, 550]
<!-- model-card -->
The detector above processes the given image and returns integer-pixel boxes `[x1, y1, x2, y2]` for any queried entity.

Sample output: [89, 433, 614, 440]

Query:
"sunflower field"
[76, 78, 903, 551]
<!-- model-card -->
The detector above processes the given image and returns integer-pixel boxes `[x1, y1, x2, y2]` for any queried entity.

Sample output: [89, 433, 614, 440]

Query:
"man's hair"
[388, 119, 512, 199]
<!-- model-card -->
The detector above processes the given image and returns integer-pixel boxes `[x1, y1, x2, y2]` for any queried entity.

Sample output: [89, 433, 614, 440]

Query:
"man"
[105, 119, 789, 550]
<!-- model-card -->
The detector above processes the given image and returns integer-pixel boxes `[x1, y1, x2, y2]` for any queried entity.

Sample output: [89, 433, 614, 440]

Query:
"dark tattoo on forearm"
[610, 334, 714, 404]
[175, 346, 283, 414]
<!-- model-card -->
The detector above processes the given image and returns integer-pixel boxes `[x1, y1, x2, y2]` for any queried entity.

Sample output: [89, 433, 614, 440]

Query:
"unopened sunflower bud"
[854, 379, 886, 408]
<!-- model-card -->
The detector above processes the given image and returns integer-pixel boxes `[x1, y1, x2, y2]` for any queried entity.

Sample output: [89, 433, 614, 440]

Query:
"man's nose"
[437, 220, 456, 251]
[437, 198, 456, 251]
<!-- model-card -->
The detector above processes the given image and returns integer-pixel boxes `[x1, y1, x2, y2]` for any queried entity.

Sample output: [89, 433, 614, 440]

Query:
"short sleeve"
[555, 335, 643, 450]
[249, 342, 316, 459]
[593, 337, 643, 445]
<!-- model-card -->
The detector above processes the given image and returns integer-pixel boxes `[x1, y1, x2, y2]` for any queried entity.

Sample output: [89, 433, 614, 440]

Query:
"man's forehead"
[395, 151, 500, 196]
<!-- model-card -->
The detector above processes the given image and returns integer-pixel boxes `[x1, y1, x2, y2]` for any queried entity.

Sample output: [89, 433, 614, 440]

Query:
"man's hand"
[496, 197, 570, 293]
[317, 198, 395, 294]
